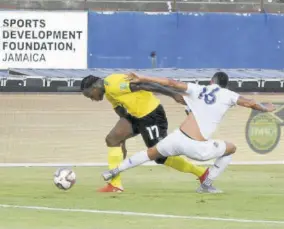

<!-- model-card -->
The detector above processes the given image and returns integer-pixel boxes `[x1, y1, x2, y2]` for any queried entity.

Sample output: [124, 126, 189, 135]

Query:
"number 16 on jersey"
[198, 87, 220, 105]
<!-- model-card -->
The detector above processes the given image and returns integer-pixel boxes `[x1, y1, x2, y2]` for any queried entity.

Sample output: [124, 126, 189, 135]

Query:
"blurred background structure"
[0, 0, 283, 167]
[1, 0, 284, 13]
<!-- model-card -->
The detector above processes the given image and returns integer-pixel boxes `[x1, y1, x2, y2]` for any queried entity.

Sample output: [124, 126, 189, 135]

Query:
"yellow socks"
[107, 147, 123, 188]
[164, 156, 206, 178]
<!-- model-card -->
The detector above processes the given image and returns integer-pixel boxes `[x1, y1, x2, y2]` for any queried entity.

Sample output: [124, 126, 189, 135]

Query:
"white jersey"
[183, 83, 240, 140]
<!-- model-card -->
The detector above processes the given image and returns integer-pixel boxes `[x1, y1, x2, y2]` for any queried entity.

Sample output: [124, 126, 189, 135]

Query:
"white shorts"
[156, 129, 226, 161]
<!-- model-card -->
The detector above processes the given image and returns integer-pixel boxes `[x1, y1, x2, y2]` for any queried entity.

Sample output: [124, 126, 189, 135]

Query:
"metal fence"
[0, 0, 284, 13]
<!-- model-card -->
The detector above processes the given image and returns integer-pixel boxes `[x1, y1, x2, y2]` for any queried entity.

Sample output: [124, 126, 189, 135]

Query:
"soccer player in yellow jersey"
[80, 73, 208, 192]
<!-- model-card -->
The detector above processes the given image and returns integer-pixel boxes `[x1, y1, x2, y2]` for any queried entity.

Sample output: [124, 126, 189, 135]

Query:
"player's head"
[80, 75, 104, 101]
[211, 72, 229, 88]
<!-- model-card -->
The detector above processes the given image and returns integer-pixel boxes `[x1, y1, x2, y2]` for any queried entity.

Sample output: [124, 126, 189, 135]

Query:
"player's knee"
[231, 144, 237, 154]
[225, 142, 237, 155]
[105, 134, 120, 147]
[147, 147, 160, 160]
[230, 143, 237, 154]
[155, 156, 167, 164]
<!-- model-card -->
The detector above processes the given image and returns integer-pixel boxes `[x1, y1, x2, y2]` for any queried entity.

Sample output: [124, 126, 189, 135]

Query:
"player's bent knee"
[232, 144, 237, 154]
[229, 143, 237, 154]
[147, 147, 160, 160]
[105, 134, 121, 147]
[224, 142, 237, 156]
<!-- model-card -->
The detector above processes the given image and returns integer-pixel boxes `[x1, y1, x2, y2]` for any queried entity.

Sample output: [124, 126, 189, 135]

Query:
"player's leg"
[103, 130, 234, 193]
[148, 130, 232, 193]
[163, 156, 208, 180]
[102, 147, 159, 181]
[102, 130, 181, 180]
[139, 105, 207, 180]
[100, 117, 135, 192]
[120, 117, 140, 159]
[198, 141, 236, 193]
[121, 140, 128, 159]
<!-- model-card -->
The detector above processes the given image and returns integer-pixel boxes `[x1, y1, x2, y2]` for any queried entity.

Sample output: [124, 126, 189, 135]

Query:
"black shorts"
[126, 105, 168, 148]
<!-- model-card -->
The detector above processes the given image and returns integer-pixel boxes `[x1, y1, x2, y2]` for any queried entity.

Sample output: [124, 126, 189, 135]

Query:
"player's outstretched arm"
[237, 96, 276, 112]
[126, 72, 188, 92]
[130, 82, 186, 105]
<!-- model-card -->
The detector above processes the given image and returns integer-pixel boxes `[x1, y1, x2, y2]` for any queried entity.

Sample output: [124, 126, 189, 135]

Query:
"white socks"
[118, 150, 150, 172]
[204, 155, 232, 186]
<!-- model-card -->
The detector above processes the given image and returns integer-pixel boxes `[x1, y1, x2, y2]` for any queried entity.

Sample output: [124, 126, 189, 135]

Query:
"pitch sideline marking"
[0, 161, 284, 168]
[0, 204, 284, 225]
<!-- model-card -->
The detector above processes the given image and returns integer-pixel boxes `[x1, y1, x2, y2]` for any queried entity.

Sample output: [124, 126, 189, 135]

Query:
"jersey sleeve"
[105, 78, 132, 96]
[105, 93, 119, 108]
[185, 83, 199, 95]
[228, 90, 240, 106]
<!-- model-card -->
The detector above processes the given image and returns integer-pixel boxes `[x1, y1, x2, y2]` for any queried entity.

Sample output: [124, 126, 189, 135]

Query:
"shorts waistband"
[129, 104, 163, 120]
[179, 128, 194, 140]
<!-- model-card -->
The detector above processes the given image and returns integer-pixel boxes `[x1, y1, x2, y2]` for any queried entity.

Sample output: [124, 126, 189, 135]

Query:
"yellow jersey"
[104, 74, 160, 118]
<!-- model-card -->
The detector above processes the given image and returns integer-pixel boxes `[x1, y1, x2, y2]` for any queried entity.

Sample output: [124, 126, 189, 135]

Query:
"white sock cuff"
[208, 154, 233, 181]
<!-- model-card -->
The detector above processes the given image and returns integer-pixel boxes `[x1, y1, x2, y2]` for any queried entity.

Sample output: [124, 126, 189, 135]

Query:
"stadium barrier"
[1, 68, 284, 93]
[87, 12, 284, 69]
[1, 0, 283, 13]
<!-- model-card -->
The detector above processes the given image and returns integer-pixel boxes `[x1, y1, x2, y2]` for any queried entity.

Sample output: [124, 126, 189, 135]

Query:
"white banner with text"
[0, 11, 87, 69]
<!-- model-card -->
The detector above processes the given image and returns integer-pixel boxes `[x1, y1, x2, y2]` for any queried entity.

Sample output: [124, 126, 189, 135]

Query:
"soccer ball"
[53, 168, 76, 190]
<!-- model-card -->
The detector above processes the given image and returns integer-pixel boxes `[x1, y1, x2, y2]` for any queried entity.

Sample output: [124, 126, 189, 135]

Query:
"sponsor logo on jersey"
[120, 82, 128, 90]
[213, 142, 219, 148]
[245, 103, 284, 154]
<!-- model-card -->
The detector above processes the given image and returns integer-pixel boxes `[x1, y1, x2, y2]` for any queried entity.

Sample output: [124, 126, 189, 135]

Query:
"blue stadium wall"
[87, 12, 284, 69]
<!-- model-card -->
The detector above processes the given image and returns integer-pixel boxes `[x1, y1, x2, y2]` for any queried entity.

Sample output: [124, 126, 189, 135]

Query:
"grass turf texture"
[0, 165, 283, 229]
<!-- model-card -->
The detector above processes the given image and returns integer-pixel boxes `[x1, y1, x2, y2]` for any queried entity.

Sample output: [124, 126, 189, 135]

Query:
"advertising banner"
[210, 94, 284, 163]
[0, 11, 87, 69]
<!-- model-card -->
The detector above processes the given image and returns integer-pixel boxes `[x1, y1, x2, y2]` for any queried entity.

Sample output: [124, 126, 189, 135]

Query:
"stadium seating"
[1, 68, 283, 93]
[0, 0, 284, 13]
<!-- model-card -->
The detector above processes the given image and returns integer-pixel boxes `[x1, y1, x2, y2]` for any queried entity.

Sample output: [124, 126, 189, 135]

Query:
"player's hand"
[173, 93, 186, 105]
[265, 103, 276, 112]
[125, 72, 141, 83]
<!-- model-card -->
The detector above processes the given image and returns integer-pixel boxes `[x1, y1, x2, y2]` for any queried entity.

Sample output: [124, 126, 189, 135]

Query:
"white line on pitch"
[0, 161, 284, 167]
[0, 204, 283, 224]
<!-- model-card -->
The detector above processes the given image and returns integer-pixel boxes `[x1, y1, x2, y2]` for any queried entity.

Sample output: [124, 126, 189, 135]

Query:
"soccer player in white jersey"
[102, 72, 276, 193]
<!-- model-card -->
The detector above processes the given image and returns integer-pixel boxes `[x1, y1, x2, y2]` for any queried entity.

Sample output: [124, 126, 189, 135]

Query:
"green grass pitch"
[0, 165, 283, 229]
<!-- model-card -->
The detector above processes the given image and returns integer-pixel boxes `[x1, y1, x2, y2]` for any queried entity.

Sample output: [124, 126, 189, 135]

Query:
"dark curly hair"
[80, 75, 101, 91]
[212, 72, 229, 88]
